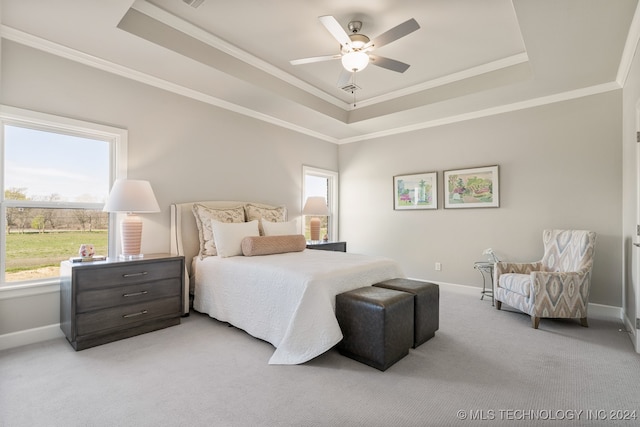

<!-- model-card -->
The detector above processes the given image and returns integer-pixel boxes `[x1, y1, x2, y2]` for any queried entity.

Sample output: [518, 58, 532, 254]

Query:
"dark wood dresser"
[306, 241, 347, 252]
[60, 254, 184, 350]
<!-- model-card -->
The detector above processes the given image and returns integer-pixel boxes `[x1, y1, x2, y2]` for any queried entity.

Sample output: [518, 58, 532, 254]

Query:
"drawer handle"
[122, 310, 148, 318]
[122, 271, 148, 278]
[123, 290, 148, 298]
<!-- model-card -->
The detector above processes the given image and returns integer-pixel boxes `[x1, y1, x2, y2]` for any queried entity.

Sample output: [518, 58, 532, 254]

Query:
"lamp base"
[310, 217, 321, 242]
[120, 214, 144, 259]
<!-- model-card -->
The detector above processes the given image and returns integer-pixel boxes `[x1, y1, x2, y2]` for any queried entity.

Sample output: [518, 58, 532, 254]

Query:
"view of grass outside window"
[4, 206, 108, 282]
[2, 123, 111, 284]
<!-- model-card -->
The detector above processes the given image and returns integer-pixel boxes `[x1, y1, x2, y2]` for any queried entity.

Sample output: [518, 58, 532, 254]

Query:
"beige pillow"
[211, 220, 260, 258]
[244, 204, 287, 235]
[241, 235, 307, 257]
[262, 219, 297, 236]
[192, 204, 245, 258]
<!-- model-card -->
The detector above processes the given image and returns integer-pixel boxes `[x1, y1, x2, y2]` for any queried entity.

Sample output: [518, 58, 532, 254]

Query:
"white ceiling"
[1, 0, 638, 143]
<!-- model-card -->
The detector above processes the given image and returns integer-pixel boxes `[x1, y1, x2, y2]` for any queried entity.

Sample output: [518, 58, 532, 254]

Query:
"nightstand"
[306, 241, 347, 252]
[60, 254, 184, 351]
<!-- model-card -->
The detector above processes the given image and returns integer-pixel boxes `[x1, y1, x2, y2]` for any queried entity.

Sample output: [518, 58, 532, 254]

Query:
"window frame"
[0, 105, 127, 291]
[302, 165, 339, 241]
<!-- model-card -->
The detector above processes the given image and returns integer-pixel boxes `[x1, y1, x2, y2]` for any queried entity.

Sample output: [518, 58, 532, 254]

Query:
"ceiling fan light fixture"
[341, 51, 369, 72]
[348, 33, 370, 50]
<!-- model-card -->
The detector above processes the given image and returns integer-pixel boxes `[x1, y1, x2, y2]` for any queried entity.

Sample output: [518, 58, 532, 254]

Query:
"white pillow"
[211, 220, 260, 258]
[262, 219, 297, 236]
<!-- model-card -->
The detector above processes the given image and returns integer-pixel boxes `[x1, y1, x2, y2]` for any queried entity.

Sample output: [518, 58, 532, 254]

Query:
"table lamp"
[103, 179, 160, 259]
[302, 196, 329, 242]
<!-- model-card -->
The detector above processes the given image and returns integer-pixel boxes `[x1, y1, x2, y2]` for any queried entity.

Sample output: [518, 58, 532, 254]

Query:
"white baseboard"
[623, 314, 638, 352]
[0, 324, 64, 352]
[0, 281, 628, 352]
[588, 302, 623, 320]
[411, 278, 624, 320]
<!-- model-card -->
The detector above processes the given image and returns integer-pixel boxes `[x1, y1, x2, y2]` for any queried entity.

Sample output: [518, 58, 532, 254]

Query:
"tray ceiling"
[1, 0, 638, 143]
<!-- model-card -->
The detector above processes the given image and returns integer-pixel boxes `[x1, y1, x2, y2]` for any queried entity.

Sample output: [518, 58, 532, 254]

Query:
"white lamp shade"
[104, 179, 159, 258]
[302, 196, 329, 216]
[103, 179, 160, 213]
[341, 51, 369, 72]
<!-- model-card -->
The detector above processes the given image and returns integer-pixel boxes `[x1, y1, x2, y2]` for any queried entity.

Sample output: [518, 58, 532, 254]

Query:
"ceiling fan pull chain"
[352, 71, 357, 107]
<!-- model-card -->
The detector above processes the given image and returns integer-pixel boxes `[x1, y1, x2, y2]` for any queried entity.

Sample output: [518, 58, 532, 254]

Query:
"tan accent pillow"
[241, 235, 307, 257]
[192, 204, 245, 258]
[244, 204, 287, 235]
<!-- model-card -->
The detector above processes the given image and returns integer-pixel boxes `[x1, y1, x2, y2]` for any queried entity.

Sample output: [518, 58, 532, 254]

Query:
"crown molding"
[338, 81, 621, 144]
[351, 52, 529, 109]
[130, 0, 347, 110]
[0, 25, 623, 146]
[617, 1, 640, 86]
[132, 0, 530, 113]
[0, 25, 339, 144]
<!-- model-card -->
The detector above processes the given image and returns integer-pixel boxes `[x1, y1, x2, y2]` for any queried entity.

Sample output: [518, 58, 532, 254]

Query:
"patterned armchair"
[494, 229, 596, 329]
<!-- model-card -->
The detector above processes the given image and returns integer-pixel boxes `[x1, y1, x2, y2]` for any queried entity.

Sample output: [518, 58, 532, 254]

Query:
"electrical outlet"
[435, 262, 442, 271]
[637, 225, 640, 236]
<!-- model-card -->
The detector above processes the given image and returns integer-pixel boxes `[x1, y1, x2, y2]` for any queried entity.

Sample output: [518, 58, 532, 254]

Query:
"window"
[302, 166, 338, 241]
[1, 106, 126, 287]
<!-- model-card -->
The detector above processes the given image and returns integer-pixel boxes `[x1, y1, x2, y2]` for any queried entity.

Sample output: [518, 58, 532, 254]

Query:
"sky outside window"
[305, 175, 328, 200]
[4, 125, 110, 202]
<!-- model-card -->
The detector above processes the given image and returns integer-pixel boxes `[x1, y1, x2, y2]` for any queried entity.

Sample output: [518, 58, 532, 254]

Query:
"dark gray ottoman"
[374, 278, 439, 348]
[336, 286, 414, 371]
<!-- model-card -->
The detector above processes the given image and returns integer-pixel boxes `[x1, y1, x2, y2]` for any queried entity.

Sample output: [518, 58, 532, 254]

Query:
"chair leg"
[580, 317, 588, 327]
[532, 316, 540, 329]
[495, 300, 502, 310]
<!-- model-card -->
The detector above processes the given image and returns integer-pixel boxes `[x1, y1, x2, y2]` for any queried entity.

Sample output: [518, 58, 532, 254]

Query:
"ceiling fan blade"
[369, 54, 411, 73]
[290, 54, 341, 66]
[366, 18, 420, 49]
[336, 69, 352, 88]
[319, 15, 352, 48]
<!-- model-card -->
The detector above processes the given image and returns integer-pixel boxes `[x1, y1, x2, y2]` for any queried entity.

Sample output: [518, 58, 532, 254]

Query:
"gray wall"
[0, 38, 627, 339]
[339, 91, 623, 307]
[0, 41, 337, 335]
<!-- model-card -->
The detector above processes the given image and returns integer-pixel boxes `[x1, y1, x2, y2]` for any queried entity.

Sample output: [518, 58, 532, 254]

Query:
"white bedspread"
[193, 249, 404, 365]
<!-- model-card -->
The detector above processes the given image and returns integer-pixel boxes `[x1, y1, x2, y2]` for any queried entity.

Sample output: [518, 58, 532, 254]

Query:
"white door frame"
[636, 103, 640, 353]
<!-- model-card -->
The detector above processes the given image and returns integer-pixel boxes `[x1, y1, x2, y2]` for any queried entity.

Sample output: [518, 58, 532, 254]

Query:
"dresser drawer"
[76, 296, 181, 336]
[75, 259, 182, 291]
[76, 278, 181, 313]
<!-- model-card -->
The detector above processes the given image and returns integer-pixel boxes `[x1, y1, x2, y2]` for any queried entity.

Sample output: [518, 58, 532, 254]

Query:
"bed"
[170, 201, 405, 364]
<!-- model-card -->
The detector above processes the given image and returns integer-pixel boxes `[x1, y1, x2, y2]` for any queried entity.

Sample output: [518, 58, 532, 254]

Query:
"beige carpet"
[1, 285, 638, 427]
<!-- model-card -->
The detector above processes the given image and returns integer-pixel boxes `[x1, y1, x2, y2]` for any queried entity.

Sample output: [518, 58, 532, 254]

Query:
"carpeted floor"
[1, 285, 638, 427]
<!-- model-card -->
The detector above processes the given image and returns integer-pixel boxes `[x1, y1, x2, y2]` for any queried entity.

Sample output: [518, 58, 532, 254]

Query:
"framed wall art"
[393, 172, 438, 210]
[444, 165, 499, 209]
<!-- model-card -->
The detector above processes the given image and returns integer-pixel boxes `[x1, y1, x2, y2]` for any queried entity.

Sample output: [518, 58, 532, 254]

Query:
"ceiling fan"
[290, 15, 420, 88]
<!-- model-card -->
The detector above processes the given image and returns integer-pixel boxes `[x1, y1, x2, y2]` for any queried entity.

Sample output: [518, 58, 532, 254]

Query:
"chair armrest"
[495, 261, 542, 275]
[494, 261, 542, 289]
[530, 270, 592, 315]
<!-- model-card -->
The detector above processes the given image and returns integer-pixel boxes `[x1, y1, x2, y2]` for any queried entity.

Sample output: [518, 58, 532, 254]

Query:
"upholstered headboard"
[170, 201, 284, 314]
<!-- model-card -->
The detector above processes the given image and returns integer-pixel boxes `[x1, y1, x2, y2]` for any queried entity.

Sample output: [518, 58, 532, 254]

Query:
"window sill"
[0, 279, 60, 300]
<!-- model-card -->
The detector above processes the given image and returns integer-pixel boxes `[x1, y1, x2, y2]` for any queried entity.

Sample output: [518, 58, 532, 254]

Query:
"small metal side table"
[474, 261, 495, 306]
